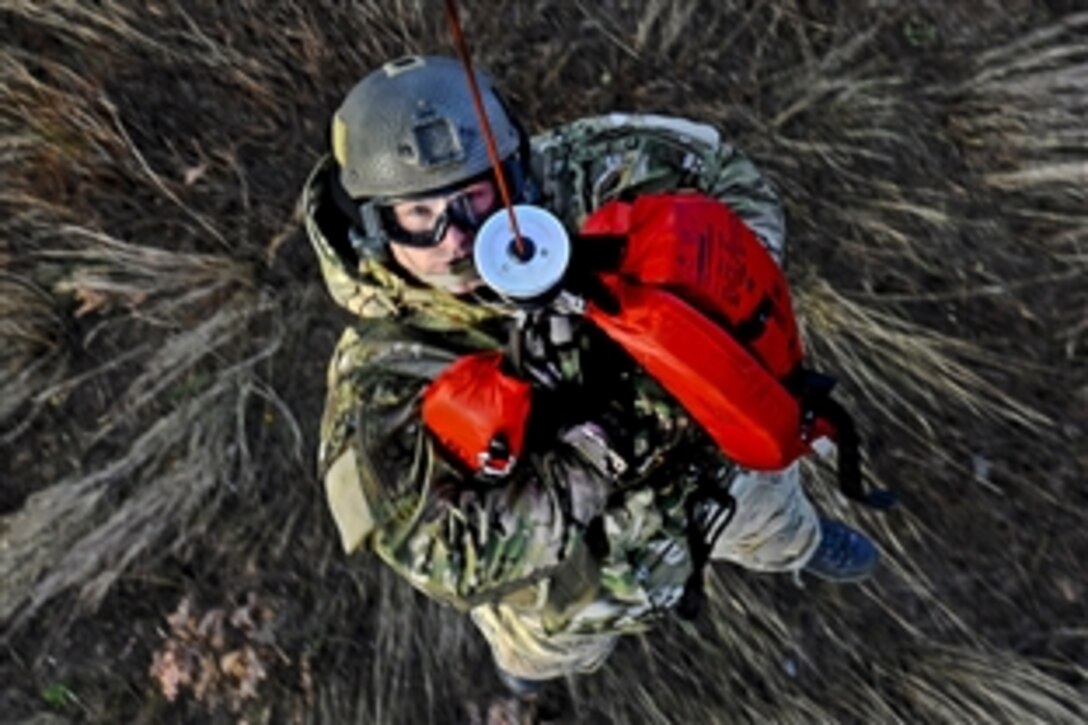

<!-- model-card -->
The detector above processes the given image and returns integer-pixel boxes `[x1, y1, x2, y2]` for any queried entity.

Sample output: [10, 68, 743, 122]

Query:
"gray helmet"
[332, 55, 522, 200]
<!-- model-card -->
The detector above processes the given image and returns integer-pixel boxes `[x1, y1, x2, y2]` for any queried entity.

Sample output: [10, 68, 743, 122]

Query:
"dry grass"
[1, 1, 1086, 723]
[0, 273, 68, 430]
[800, 276, 1052, 436]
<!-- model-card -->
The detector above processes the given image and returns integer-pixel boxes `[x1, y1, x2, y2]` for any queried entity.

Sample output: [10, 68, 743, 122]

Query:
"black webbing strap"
[807, 393, 897, 510]
[677, 486, 736, 621]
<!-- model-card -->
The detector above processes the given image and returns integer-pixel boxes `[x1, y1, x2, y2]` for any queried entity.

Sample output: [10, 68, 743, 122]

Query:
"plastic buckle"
[560, 422, 628, 478]
[477, 451, 516, 477]
[477, 434, 516, 478]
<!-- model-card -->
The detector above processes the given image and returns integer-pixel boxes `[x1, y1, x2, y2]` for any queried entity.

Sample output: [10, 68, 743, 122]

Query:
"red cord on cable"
[443, 0, 527, 258]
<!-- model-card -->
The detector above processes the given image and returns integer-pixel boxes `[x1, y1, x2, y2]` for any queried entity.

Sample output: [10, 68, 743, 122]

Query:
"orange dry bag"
[421, 351, 532, 477]
[580, 194, 894, 508]
[580, 194, 802, 380]
[586, 275, 808, 469]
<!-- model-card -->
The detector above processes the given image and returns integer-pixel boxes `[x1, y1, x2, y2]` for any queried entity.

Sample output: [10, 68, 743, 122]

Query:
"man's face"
[386, 179, 498, 294]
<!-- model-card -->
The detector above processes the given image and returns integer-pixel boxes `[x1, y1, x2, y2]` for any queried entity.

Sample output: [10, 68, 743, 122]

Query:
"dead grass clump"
[948, 12, 1088, 220]
[732, 21, 971, 291]
[0, 51, 127, 208]
[48, 225, 253, 325]
[2, 1, 152, 50]
[896, 645, 1088, 725]
[944, 11, 1088, 359]
[797, 275, 1051, 439]
[1, 374, 251, 628]
[0, 272, 68, 431]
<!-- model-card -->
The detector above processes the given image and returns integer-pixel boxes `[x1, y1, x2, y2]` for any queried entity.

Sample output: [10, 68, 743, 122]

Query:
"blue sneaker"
[804, 518, 879, 583]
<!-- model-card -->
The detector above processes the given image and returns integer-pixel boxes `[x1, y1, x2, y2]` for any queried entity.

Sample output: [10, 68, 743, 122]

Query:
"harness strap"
[808, 395, 897, 510]
[676, 485, 737, 621]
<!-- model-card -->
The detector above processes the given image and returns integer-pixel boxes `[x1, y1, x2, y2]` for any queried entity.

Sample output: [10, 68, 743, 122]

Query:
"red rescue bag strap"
[421, 351, 532, 478]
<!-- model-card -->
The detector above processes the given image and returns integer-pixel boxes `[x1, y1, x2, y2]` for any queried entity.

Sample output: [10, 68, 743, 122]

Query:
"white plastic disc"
[474, 205, 570, 299]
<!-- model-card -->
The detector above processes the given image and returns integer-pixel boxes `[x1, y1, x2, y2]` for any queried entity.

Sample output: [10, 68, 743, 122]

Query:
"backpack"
[577, 193, 894, 509]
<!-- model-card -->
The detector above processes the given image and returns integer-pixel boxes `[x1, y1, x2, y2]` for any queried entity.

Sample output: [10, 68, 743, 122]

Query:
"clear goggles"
[374, 179, 500, 248]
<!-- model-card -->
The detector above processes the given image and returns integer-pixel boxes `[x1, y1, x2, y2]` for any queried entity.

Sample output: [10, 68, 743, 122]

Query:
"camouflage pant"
[471, 462, 821, 681]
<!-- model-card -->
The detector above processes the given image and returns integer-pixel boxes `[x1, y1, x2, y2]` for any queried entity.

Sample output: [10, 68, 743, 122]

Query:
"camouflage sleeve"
[387, 446, 607, 611]
[700, 141, 787, 263]
[319, 327, 609, 611]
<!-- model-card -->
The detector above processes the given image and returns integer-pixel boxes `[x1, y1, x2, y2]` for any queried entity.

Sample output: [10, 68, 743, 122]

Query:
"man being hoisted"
[303, 55, 881, 698]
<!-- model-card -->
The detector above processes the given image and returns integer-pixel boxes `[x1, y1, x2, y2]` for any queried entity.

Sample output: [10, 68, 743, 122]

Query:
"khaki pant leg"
[470, 604, 617, 681]
[709, 461, 821, 572]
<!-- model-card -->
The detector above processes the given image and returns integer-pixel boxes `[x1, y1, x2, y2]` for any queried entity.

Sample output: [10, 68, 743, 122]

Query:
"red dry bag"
[581, 194, 803, 381]
[581, 194, 894, 508]
[582, 194, 811, 469]
[586, 275, 809, 469]
[421, 351, 532, 477]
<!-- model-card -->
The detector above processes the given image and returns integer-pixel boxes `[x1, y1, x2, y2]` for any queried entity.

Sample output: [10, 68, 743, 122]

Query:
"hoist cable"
[443, 0, 527, 258]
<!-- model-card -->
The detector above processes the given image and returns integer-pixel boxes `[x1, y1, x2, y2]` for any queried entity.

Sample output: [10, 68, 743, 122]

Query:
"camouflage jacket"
[305, 114, 786, 635]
